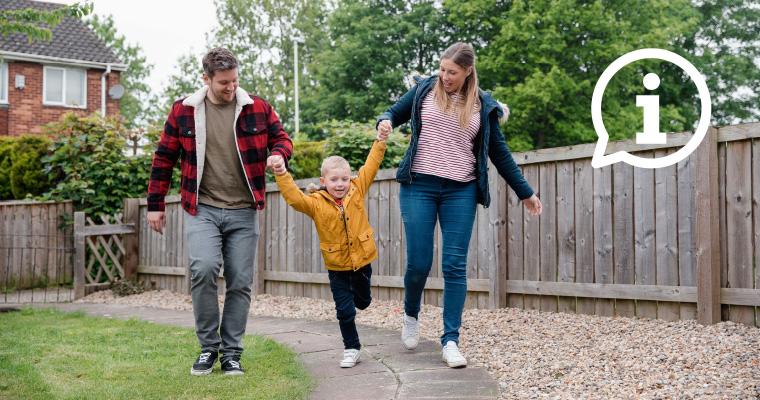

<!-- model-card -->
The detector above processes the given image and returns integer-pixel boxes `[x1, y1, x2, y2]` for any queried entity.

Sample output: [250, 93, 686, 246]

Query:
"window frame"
[42, 65, 87, 108]
[0, 62, 8, 104]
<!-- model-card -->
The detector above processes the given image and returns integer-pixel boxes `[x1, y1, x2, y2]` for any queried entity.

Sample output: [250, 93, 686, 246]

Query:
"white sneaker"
[441, 341, 467, 368]
[401, 313, 419, 350]
[339, 349, 361, 368]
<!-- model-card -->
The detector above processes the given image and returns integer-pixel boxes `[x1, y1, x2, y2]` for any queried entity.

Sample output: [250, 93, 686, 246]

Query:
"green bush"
[10, 135, 53, 199]
[0, 137, 15, 199]
[288, 140, 327, 179]
[40, 113, 158, 217]
[322, 120, 409, 173]
[0, 135, 53, 200]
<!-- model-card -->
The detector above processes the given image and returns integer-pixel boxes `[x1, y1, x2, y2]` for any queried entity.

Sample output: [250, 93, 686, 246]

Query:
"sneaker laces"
[444, 342, 463, 358]
[227, 359, 240, 369]
[198, 352, 212, 363]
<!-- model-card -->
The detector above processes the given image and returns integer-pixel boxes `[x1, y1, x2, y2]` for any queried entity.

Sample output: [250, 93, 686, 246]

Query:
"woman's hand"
[377, 120, 392, 141]
[523, 194, 542, 216]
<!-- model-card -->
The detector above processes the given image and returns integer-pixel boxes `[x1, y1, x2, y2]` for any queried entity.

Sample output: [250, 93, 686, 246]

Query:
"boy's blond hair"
[321, 156, 351, 176]
[305, 156, 353, 194]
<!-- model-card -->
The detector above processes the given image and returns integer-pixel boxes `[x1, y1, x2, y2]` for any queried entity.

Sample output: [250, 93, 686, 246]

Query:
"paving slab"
[19, 302, 498, 400]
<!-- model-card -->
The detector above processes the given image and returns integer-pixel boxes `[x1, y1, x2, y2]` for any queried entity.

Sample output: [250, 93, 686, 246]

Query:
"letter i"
[636, 73, 666, 144]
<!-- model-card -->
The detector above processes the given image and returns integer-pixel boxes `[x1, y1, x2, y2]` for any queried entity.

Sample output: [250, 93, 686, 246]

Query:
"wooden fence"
[0, 200, 74, 303]
[131, 123, 760, 327]
[72, 209, 138, 298]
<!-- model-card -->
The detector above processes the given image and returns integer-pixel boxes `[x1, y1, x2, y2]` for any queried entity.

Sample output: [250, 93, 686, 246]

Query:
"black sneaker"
[221, 356, 244, 376]
[190, 350, 217, 376]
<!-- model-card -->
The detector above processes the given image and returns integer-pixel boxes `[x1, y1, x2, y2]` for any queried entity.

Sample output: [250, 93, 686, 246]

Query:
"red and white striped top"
[412, 91, 481, 182]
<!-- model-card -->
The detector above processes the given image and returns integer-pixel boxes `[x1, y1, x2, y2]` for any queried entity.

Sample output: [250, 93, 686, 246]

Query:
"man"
[146, 47, 292, 376]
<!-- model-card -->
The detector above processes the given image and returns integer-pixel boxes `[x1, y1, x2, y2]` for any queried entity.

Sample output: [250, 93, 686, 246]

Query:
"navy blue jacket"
[377, 76, 534, 207]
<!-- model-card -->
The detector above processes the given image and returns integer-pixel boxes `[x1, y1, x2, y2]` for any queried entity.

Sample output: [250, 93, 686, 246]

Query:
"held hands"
[376, 120, 392, 141]
[267, 154, 287, 175]
[523, 194, 542, 216]
[147, 211, 166, 234]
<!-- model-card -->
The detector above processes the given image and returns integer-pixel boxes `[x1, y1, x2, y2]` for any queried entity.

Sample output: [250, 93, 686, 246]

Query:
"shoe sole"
[190, 367, 213, 376]
[402, 340, 418, 350]
[339, 359, 360, 368]
[223, 370, 244, 376]
[442, 357, 467, 368]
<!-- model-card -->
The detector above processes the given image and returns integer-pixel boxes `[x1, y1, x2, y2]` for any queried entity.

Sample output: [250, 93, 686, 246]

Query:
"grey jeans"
[185, 204, 259, 359]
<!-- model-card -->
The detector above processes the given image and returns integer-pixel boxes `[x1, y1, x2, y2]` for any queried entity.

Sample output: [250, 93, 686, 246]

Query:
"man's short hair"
[202, 48, 238, 78]
[321, 156, 351, 176]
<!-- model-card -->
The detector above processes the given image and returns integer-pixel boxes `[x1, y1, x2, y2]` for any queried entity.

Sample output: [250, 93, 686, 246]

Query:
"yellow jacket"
[275, 140, 387, 271]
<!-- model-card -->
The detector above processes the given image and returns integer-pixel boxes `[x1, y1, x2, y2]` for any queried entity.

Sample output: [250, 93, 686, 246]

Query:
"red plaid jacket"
[147, 87, 293, 215]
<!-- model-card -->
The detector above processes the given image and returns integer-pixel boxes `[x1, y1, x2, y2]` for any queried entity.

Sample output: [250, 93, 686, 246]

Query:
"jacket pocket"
[178, 127, 196, 151]
[357, 229, 375, 257]
[240, 118, 268, 137]
[320, 242, 346, 266]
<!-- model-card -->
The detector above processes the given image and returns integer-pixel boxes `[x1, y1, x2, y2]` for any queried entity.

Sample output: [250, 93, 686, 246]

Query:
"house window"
[0, 62, 7, 104]
[43, 66, 86, 108]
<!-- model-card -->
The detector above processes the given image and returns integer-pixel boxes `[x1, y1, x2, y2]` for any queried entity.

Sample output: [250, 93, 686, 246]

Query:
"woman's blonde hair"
[434, 42, 481, 129]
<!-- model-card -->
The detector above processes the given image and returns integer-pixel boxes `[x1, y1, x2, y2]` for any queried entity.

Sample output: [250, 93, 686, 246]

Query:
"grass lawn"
[0, 308, 312, 400]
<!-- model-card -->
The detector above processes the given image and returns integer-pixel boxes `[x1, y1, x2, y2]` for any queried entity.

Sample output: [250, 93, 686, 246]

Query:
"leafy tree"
[446, 0, 759, 150]
[150, 52, 203, 122]
[682, 0, 760, 125]
[211, 0, 332, 133]
[87, 15, 153, 128]
[0, 2, 92, 42]
[303, 0, 451, 124]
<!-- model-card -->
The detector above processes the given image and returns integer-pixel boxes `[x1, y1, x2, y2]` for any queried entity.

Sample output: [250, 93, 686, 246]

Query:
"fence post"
[73, 211, 86, 299]
[122, 198, 140, 279]
[695, 127, 721, 324]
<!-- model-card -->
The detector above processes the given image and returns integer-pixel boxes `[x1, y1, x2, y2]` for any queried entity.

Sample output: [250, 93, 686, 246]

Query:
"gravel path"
[78, 290, 760, 399]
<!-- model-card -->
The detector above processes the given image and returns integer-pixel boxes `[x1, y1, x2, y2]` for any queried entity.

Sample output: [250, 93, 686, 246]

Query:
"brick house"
[0, 0, 126, 136]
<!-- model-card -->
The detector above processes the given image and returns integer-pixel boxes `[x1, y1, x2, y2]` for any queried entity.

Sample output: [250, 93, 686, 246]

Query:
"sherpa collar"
[182, 86, 254, 107]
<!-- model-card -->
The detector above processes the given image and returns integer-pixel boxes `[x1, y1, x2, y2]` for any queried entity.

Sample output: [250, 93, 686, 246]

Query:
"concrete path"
[16, 303, 498, 400]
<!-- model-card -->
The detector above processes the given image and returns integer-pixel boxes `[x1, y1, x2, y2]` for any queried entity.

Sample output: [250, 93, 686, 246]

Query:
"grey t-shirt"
[198, 98, 254, 209]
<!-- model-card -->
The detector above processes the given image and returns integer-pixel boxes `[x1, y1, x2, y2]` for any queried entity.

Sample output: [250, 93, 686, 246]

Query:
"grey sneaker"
[401, 313, 419, 350]
[190, 351, 217, 376]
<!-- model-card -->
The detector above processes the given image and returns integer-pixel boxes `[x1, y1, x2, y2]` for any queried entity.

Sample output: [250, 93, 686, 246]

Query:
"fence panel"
[126, 123, 760, 326]
[0, 200, 74, 303]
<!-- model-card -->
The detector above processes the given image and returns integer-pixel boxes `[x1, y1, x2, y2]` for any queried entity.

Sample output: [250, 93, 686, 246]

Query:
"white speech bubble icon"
[591, 48, 711, 169]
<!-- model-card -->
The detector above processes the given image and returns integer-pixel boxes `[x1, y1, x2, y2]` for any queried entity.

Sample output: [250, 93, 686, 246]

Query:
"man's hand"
[267, 154, 287, 175]
[377, 120, 392, 141]
[147, 211, 166, 234]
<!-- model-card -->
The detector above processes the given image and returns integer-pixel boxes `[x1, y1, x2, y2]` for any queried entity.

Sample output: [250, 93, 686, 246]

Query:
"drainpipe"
[101, 64, 111, 117]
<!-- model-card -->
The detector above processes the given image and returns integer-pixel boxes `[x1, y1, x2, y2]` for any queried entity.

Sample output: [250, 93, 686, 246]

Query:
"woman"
[376, 42, 542, 368]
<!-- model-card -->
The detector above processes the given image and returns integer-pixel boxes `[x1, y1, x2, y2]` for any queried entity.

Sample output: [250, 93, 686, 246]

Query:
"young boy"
[269, 130, 389, 367]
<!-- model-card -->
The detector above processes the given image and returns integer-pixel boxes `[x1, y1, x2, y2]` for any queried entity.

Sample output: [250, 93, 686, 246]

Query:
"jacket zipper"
[408, 82, 425, 184]
[338, 203, 355, 270]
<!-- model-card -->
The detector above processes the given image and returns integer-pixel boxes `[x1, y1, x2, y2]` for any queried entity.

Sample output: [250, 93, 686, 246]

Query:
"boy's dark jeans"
[328, 265, 373, 350]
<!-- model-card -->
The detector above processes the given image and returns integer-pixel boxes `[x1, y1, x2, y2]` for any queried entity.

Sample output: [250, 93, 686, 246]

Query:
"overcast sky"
[52, 0, 218, 96]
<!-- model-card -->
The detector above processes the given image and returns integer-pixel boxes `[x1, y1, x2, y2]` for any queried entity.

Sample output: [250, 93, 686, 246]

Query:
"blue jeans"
[328, 265, 372, 349]
[400, 173, 477, 346]
[185, 204, 259, 360]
